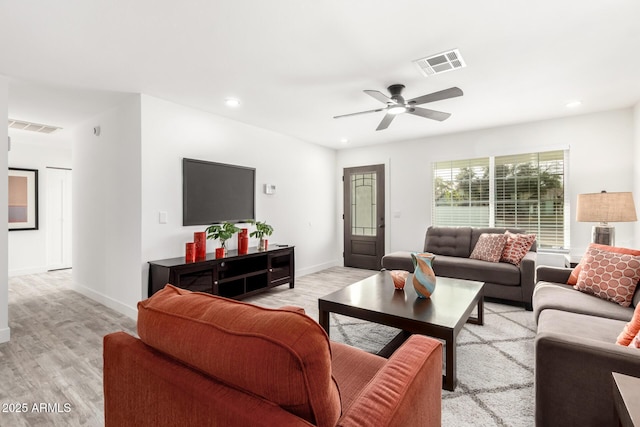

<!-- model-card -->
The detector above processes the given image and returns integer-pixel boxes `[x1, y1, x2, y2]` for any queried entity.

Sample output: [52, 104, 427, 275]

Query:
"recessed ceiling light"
[565, 100, 582, 108]
[340, 138, 349, 144]
[225, 97, 241, 107]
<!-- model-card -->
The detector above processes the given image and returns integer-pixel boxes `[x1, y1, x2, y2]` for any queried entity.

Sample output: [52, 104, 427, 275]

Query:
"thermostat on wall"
[264, 184, 276, 195]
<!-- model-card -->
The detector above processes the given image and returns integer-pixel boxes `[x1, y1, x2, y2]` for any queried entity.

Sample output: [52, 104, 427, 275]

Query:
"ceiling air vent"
[414, 49, 466, 77]
[8, 119, 62, 134]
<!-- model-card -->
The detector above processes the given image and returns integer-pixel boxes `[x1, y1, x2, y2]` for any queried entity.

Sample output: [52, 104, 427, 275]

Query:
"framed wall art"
[8, 168, 39, 231]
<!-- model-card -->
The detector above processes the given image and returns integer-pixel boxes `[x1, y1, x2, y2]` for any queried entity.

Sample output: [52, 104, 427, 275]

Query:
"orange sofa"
[103, 285, 442, 426]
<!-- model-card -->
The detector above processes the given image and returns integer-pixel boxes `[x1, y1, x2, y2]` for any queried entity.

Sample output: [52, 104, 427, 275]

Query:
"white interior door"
[47, 167, 72, 270]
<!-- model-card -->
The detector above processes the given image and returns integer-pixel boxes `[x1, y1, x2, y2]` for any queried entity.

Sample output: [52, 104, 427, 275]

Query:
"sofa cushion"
[137, 285, 341, 427]
[424, 226, 472, 258]
[537, 308, 628, 346]
[501, 231, 536, 266]
[329, 341, 386, 412]
[433, 254, 521, 286]
[533, 281, 634, 324]
[567, 243, 640, 285]
[617, 304, 640, 346]
[574, 246, 640, 307]
[470, 233, 508, 263]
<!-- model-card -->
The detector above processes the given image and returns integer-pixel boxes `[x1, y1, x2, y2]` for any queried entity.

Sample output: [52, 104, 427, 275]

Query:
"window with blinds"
[433, 157, 490, 227]
[494, 151, 564, 249]
[433, 150, 566, 249]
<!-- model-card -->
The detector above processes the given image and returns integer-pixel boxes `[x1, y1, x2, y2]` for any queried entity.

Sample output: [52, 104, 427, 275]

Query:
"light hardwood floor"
[0, 267, 376, 427]
[1, 270, 137, 427]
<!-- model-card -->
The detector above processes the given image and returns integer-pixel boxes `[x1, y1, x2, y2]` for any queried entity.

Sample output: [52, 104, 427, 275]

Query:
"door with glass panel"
[343, 165, 385, 270]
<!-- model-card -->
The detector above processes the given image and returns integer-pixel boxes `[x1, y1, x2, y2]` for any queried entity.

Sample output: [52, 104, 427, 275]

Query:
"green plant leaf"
[205, 222, 240, 242]
[249, 220, 273, 239]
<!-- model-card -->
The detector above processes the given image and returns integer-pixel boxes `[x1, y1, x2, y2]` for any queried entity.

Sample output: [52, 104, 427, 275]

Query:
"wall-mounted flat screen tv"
[183, 158, 256, 226]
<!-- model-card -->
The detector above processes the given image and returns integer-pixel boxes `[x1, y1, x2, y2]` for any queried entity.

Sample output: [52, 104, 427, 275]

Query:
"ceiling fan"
[333, 84, 463, 131]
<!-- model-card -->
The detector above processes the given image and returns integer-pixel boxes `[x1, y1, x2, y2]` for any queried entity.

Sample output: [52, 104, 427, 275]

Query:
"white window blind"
[433, 157, 490, 227]
[494, 151, 564, 249]
[433, 150, 566, 249]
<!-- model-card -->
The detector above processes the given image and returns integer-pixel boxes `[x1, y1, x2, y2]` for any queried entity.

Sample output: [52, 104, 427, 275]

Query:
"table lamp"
[576, 191, 637, 246]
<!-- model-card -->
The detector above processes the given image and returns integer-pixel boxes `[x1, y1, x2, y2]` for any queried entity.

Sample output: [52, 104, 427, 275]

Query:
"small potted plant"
[205, 222, 240, 256]
[249, 220, 273, 251]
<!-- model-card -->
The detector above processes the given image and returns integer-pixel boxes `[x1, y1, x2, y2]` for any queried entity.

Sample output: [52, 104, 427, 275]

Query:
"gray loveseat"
[381, 226, 537, 309]
[533, 266, 640, 427]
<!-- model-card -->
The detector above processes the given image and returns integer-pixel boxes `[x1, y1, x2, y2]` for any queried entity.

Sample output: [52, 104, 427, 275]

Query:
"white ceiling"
[1, 1, 639, 149]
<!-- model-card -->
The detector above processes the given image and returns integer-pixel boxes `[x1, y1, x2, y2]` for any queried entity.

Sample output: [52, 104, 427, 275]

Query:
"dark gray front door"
[343, 164, 385, 270]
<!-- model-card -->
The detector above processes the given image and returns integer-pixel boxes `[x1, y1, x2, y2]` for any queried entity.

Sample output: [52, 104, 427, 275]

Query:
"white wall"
[634, 102, 640, 247]
[7, 138, 71, 275]
[140, 95, 339, 299]
[69, 93, 337, 320]
[0, 76, 9, 343]
[72, 95, 142, 318]
[337, 108, 637, 263]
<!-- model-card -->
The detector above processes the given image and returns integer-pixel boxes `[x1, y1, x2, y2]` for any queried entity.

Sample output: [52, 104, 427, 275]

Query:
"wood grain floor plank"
[1, 270, 137, 427]
[0, 266, 377, 426]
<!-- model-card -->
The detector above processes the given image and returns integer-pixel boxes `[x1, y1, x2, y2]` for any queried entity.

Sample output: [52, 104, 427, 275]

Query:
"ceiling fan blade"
[333, 107, 385, 119]
[364, 90, 394, 104]
[376, 113, 396, 131]
[407, 87, 464, 105]
[408, 107, 451, 121]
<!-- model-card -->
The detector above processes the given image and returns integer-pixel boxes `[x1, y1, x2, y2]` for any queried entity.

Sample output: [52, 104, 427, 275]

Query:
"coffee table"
[318, 271, 484, 391]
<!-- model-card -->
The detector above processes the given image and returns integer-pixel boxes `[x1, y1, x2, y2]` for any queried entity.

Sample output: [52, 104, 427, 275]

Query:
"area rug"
[329, 304, 536, 427]
[248, 266, 537, 427]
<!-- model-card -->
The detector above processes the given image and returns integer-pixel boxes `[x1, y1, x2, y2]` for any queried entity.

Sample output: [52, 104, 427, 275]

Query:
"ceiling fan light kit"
[334, 84, 463, 131]
[387, 105, 407, 115]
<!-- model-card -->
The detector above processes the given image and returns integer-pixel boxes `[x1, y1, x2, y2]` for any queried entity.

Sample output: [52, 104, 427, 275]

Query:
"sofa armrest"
[337, 335, 442, 427]
[536, 266, 572, 284]
[535, 331, 640, 427]
[519, 251, 537, 310]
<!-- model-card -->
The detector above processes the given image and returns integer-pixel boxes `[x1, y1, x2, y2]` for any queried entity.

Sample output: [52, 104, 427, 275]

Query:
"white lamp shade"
[576, 192, 637, 223]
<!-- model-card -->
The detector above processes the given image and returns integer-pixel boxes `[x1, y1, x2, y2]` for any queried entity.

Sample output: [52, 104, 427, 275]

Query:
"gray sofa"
[533, 266, 640, 427]
[381, 226, 537, 309]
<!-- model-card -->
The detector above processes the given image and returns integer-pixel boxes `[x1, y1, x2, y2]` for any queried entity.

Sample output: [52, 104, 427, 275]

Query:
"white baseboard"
[0, 327, 10, 343]
[296, 259, 342, 277]
[9, 267, 48, 277]
[70, 282, 137, 320]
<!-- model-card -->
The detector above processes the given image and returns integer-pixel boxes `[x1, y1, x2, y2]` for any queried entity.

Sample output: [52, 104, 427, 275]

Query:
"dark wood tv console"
[148, 246, 294, 299]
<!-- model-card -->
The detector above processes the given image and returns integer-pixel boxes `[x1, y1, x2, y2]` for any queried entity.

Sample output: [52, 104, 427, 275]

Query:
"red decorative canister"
[185, 242, 196, 263]
[194, 231, 206, 259]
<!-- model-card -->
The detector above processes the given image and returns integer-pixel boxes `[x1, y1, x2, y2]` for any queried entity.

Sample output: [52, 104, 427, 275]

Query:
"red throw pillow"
[500, 231, 536, 266]
[470, 233, 508, 263]
[567, 244, 640, 285]
[617, 303, 640, 346]
[574, 247, 640, 307]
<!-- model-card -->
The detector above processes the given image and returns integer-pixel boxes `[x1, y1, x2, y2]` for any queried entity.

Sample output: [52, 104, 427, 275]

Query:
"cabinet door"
[173, 265, 215, 293]
[268, 249, 294, 286]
